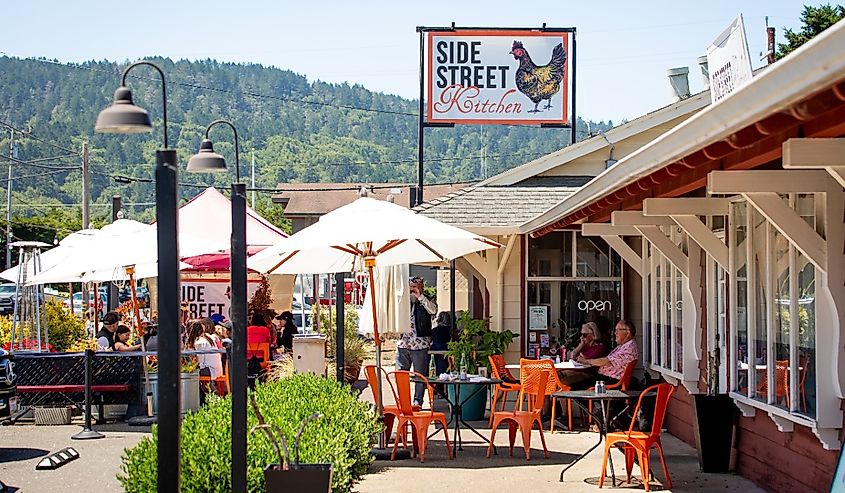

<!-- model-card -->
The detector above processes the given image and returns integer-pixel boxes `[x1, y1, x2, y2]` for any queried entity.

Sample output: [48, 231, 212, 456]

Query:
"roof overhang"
[526, 20, 845, 236]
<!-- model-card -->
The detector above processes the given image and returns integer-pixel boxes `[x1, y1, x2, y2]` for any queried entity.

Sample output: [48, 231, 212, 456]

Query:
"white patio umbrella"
[0, 229, 98, 282]
[248, 197, 500, 453]
[26, 219, 226, 285]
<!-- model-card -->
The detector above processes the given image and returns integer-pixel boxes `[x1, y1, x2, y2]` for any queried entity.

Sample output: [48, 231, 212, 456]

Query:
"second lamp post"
[187, 119, 248, 492]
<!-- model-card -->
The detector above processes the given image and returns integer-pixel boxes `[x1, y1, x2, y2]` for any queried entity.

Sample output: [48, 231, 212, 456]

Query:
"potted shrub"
[446, 313, 515, 421]
[250, 395, 332, 493]
[691, 350, 736, 473]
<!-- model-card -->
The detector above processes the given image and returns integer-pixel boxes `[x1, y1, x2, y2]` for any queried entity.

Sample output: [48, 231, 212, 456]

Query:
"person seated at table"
[247, 312, 273, 362]
[575, 319, 639, 388]
[273, 311, 299, 353]
[186, 319, 224, 403]
[96, 311, 121, 350]
[114, 324, 142, 352]
[559, 322, 608, 388]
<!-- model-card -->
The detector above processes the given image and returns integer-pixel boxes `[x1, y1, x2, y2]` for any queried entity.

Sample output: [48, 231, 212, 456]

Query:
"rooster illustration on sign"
[510, 41, 567, 113]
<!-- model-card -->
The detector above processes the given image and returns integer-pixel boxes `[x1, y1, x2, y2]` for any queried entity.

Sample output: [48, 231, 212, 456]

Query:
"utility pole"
[6, 129, 15, 270]
[81, 142, 90, 316]
[109, 195, 121, 311]
[250, 149, 256, 209]
[81, 142, 90, 229]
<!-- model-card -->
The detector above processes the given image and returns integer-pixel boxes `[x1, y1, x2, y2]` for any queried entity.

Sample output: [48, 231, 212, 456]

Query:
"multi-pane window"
[643, 225, 687, 377]
[730, 195, 818, 419]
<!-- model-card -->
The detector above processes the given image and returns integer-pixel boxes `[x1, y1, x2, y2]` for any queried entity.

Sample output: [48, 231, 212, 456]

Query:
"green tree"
[776, 4, 845, 59]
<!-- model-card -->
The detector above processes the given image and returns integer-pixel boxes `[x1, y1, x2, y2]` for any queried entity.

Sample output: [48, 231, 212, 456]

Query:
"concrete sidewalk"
[0, 421, 149, 492]
[356, 368, 765, 493]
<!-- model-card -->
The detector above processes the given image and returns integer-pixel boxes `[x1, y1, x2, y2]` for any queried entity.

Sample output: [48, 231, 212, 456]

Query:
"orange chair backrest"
[489, 354, 518, 383]
[612, 359, 639, 390]
[626, 383, 675, 441]
[518, 358, 551, 412]
[246, 342, 270, 361]
[534, 358, 568, 393]
[389, 370, 435, 416]
[365, 365, 398, 409]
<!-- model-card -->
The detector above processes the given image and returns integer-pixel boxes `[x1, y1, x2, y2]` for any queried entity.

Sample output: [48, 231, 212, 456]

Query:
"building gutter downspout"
[496, 234, 518, 332]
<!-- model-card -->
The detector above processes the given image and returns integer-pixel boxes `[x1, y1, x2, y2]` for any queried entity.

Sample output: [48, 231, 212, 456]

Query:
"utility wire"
[248, 180, 477, 194]
[3, 168, 71, 182]
[0, 119, 82, 157]
[0, 153, 80, 170]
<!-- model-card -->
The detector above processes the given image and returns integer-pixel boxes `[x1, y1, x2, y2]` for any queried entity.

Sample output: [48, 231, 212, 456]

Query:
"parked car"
[62, 291, 107, 317]
[0, 283, 17, 315]
[0, 348, 16, 420]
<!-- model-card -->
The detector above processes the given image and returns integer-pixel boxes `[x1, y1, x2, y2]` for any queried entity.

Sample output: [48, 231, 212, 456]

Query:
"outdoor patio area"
[352, 366, 766, 493]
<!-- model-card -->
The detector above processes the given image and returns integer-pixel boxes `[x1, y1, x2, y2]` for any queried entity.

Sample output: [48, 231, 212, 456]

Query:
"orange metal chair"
[533, 359, 575, 432]
[199, 362, 230, 396]
[588, 359, 638, 422]
[599, 383, 676, 491]
[389, 370, 452, 463]
[364, 365, 420, 447]
[489, 354, 522, 425]
[487, 359, 550, 460]
[246, 342, 271, 372]
[757, 359, 790, 407]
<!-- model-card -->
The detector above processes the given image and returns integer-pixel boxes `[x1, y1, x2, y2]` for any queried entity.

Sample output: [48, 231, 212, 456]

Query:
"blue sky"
[1, 1, 808, 122]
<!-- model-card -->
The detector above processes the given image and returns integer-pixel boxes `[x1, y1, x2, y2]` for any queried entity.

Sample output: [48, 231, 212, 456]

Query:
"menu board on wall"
[529, 305, 548, 330]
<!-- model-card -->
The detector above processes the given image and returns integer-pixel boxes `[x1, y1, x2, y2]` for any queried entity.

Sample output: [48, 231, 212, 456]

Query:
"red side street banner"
[427, 30, 570, 125]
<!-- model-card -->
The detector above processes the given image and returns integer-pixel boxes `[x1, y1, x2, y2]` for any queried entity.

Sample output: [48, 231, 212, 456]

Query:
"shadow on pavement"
[369, 442, 579, 470]
[0, 447, 50, 463]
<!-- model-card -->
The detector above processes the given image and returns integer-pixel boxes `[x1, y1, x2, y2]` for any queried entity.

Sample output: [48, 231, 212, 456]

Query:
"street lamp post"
[95, 61, 181, 492]
[187, 119, 247, 493]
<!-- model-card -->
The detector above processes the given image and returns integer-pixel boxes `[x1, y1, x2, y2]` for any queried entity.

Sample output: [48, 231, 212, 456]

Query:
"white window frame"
[726, 192, 843, 449]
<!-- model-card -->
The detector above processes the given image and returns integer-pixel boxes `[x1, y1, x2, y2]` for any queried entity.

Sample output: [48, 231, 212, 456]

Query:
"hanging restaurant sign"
[426, 30, 570, 125]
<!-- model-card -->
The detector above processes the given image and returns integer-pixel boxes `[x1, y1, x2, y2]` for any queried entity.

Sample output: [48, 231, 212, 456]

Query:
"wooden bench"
[17, 384, 131, 423]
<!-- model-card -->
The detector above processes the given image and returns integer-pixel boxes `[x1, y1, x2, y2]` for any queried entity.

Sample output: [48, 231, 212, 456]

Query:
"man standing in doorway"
[396, 276, 437, 407]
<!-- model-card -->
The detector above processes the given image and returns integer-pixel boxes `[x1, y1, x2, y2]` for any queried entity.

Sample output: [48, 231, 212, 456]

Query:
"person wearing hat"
[397, 276, 437, 407]
[273, 311, 299, 352]
[96, 311, 121, 350]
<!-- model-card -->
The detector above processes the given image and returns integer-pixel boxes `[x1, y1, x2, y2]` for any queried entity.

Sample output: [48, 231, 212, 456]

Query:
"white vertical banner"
[707, 14, 754, 103]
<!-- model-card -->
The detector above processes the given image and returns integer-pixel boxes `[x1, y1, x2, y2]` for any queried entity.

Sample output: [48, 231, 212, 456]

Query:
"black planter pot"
[691, 394, 735, 473]
[264, 464, 332, 493]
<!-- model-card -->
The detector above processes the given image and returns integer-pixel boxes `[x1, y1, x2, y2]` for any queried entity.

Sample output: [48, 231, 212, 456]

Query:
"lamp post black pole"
[94, 60, 180, 492]
[230, 181, 247, 492]
[188, 118, 246, 492]
[155, 148, 181, 492]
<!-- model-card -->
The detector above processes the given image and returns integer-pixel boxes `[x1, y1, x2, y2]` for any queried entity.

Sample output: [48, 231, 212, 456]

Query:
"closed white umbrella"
[358, 264, 410, 340]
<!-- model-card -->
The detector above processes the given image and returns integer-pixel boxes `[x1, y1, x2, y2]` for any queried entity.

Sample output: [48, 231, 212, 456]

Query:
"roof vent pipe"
[697, 56, 710, 89]
[667, 66, 691, 102]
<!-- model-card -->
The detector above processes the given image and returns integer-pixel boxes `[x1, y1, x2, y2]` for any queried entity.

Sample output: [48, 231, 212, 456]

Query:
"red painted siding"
[664, 385, 838, 493]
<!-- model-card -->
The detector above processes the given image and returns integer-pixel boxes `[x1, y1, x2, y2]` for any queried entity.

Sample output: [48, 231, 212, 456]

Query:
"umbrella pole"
[127, 265, 153, 417]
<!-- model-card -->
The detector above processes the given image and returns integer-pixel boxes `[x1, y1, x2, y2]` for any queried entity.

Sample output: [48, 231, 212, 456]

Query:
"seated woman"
[114, 325, 142, 352]
[273, 311, 299, 353]
[247, 312, 273, 361]
[186, 320, 224, 403]
[575, 319, 639, 388]
[559, 322, 608, 387]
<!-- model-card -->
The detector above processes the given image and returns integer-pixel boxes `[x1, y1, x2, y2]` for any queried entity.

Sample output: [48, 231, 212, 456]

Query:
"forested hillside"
[0, 56, 614, 246]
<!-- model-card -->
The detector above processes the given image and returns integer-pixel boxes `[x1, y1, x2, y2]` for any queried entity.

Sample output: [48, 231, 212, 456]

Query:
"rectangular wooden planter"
[264, 464, 332, 493]
[34, 406, 72, 425]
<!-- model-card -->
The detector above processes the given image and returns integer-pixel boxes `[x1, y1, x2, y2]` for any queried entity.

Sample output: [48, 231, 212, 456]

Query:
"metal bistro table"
[553, 389, 641, 486]
[416, 375, 501, 453]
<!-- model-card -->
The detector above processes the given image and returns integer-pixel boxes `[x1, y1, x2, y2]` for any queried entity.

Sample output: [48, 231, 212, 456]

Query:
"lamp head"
[95, 86, 153, 134]
[187, 139, 227, 173]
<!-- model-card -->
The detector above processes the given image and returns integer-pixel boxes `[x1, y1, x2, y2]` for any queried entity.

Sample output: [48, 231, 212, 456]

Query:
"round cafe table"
[414, 375, 501, 454]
